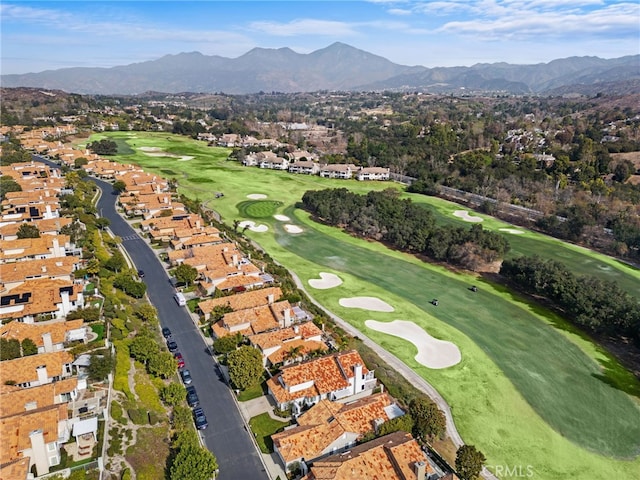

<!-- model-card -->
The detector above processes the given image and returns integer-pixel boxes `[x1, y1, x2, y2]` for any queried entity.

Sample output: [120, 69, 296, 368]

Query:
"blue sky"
[1, 1, 638, 74]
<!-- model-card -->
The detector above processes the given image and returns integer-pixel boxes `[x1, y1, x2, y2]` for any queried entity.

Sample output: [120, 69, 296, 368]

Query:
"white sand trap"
[177, 156, 194, 161]
[274, 214, 291, 221]
[339, 297, 394, 312]
[309, 272, 343, 290]
[453, 210, 484, 223]
[499, 228, 525, 234]
[284, 224, 303, 234]
[247, 193, 267, 200]
[365, 320, 461, 369]
[138, 146, 162, 152]
[238, 220, 268, 233]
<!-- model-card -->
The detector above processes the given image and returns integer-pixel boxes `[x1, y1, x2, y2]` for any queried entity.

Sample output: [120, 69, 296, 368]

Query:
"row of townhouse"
[0, 159, 104, 479]
[243, 151, 390, 181]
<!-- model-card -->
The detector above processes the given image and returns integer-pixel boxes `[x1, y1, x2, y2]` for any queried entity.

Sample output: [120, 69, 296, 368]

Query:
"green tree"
[148, 351, 177, 379]
[175, 263, 198, 286]
[170, 431, 218, 480]
[16, 223, 40, 239]
[135, 304, 158, 323]
[86, 259, 101, 277]
[455, 445, 486, 480]
[66, 307, 101, 322]
[21, 338, 38, 356]
[172, 405, 193, 431]
[409, 398, 446, 440]
[104, 252, 126, 272]
[128, 335, 157, 365]
[0, 338, 21, 361]
[377, 414, 414, 437]
[160, 383, 186, 406]
[212, 333, 242, 354]
[227, 346, 263, 390]
[95, 217, 110, 231]
[112, 180, 127, 193]
[88, 351, 115, 381]
[0, 176, 22, 201]
[74, 157, 88, 168]
[88, 139, 117, 155]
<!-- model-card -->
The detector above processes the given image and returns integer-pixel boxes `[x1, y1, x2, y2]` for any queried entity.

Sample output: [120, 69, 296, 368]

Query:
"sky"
[1, 1, 639, 75]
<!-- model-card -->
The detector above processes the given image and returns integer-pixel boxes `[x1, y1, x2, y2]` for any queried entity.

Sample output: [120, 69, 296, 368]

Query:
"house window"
[49, 455, 59, 466]
[47, 442, 57, 452]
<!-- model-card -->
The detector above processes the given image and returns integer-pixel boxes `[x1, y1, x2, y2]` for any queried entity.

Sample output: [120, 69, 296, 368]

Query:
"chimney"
[196, 219, 201, 229]
[414, 461, 426, 480]
[42, 333, 53, 353]
[293, 325, 299, 335]
[232, 254, 238, 266]
[267, 294, 274, 305]
[41, 265, 47, 273]
[283, 308, 291, 327]
[36, 365, 49, 385]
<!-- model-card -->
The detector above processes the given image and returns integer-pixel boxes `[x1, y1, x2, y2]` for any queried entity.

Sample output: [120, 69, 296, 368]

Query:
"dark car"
[137, 269, 145, 278]
[174, 352, 185, 369]
[167, 340, 178, 352]
[180, 368, 192, 385]
[162, 327, 172, 338]
[193, 407, 208, 430]
[186, 386, 199, 407]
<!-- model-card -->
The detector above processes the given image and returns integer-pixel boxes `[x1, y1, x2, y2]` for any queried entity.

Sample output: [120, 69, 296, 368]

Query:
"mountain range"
[2, 42, 638, 96]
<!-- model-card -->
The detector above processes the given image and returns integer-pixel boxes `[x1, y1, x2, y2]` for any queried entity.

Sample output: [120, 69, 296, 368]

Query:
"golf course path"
[288, 270, 499, 480]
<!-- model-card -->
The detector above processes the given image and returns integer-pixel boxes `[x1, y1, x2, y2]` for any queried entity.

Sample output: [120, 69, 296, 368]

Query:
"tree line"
[301, 188, 510, 270]
[500, 256, 640, 344]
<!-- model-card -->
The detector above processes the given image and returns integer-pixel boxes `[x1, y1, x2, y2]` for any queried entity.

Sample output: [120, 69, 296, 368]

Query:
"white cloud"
[248, 19, 358, 37]
[387, 8, 413, 16]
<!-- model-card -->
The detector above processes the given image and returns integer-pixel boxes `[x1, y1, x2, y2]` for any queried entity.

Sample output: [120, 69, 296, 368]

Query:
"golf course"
[88, 132, 640, 480]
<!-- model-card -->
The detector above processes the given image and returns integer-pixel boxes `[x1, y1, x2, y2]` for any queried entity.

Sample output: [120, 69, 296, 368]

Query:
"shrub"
[127, 408, 148, 425]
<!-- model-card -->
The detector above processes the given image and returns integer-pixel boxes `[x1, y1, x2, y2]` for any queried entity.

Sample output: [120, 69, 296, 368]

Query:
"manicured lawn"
[249, 413, 289, 454]
[237, 200, 283, 218]
[97, 131, 640, 479]
[90, 323, 104, 341]
[237, 382, 266, 402]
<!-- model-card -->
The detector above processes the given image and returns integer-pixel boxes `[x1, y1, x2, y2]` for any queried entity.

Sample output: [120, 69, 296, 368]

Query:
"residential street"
[33, 156, 269, 480]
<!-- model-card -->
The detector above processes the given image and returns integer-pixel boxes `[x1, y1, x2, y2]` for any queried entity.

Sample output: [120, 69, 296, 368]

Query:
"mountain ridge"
[1, 42, 638, 95]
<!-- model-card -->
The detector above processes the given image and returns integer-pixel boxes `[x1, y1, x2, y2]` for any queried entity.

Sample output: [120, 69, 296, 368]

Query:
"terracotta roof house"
[0, 256, 80, 290]
[0, 378, 79, 418]
[0, 162, 59, 181]
[272, 392, 406, 470]
[0, 217, 72, 241]
[0, 278, 84, 323]
[0, 235, 72, 263]
[258, 152, 290, 170]
[0, 457, 30, 480]
[0, 403, 69, 476]
[248, 321, 326, 367]
[198, 286, 283, 321]
[211, 299, 294, 338]
[356, 167, 390, 181]
[119, 192, 185, 219]
[0, 319, 87, 353]
[267, 350, 377, 413]
[319, 164, 358, 179]
[116, 170, 169, 194]
[302, 431, 433, 480]
[0, 351, 74, 388]
[85, 160, 141, 179]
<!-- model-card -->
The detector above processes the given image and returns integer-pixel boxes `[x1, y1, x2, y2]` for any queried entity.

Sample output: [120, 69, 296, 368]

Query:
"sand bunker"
[499, 228, 525, 234]
[284, 224, 303, 234]
[339, 297, 394, 312]
[365, 320, 461, 369]
[247, 193, 267, 200]
[308, 272, 343, 290]
[273, 214, 291, 221]
[453, 210, 483, 222]
[138, 147, 193, 161]
[238, 220, 268, 233]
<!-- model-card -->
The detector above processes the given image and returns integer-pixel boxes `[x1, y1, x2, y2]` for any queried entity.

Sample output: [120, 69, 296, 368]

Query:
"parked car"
[180, 369, 192, 385]
[167, 340, 178, 352]
[193, 407, 208, 430]
[174, 352, 185, 369]
[162, 327, 172, 338]
[186, 386, 199, 408]
[137, 269, 145, 278]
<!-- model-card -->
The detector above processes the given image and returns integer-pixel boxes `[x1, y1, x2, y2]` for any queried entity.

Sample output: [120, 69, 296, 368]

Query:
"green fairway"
[96, 132, 640, 479]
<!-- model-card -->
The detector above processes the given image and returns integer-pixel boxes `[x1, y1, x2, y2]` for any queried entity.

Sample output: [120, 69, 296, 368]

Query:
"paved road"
[34, 157, 269, 480]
